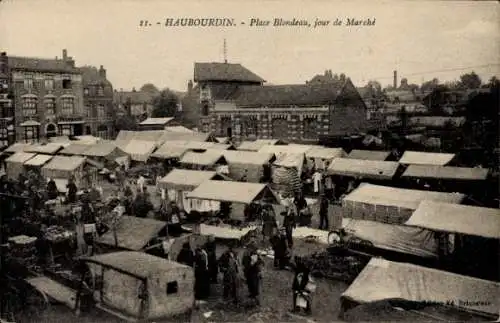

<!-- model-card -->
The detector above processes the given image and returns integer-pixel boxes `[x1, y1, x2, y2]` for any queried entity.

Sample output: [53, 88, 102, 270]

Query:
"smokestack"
[393, 70, 397, 88]
[99, 65, 106, 78]
[63, 49, 68, 60]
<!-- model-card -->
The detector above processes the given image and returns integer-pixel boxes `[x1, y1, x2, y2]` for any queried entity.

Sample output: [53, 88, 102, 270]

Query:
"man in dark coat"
[283, 208, 296, 249]
[66, 177, 78, 204]
[318, 194, 329, 230]
[194, 247, 210, 300]
[176, 242, 194, 267]
[219, 246, 240, 304]
[46, 178, 58, 200]
[242, 242, 263, 305]
[204, 236, 218, 283]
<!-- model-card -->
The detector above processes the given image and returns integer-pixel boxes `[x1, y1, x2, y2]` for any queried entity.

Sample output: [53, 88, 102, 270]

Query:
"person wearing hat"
[270, 228, 290, 270]
[46, 177, 58, 200]
[219, 244, 240, 304]
[242, 242, 263, 305]
[318, 193, 329, 230]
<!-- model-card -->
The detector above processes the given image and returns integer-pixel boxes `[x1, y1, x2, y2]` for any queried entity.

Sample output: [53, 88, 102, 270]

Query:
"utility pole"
[223, 38, 227, 63]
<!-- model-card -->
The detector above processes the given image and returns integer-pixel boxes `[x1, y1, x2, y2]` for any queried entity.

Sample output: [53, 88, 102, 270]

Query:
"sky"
[1, 0, 499, 92]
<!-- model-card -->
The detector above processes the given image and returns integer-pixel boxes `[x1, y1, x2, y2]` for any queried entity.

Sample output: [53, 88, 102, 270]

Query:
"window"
[62, 77, 72, 89]
[22, 98, 37, 117]
[166, 281, 178, 295]
[97, 86, 104, 96]
[303, 118, 318, 139]
[271, 118, 288, 140]
[45, 98, 56, 115]
[244, 118, 258, 138]
[97, 105, 106, 119]
[24, 126, 39, 143]
[0, 127, 7, 147]
[59, 125, 72, 136]
[61, 97, 74, 115]
[24, 74, 34, 90]
[44, 78, 54, 91]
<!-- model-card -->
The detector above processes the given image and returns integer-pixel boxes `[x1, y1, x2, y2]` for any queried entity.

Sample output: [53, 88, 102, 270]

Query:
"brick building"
[113, 88, 156, 119]
[0, 52, 15, 148]
[192, 62, 370, 142]
[8, 49, 85, 143]
[80, 65, 115, 139]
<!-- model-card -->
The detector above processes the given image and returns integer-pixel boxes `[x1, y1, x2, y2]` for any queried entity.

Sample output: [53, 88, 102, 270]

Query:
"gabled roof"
[399, 151, 455, 166]
[159, 169, 218, 191]
[341, 258, 500, 317]
[6, 152, 36, 163]
[186, 180, 280, 204]
[180, 151, 226, 166]
[328, 158, 400, 180]
[96, 216, 167, 251]
[8, 56, 79, 73]
[23, 143, 64, 155]
[122, 140, 156, 162]
[151, 144, 189, 160]
[402, 165, 489, 181]
[407, 201, 500, 239]
[305, 147, 346, 160]
[113, 90, 156, 104]
[81, 142, 123, 158]
[23, 154, 53, 167]
[194, 62, 265, 83]
[222, 150, 275, 165]
[347, 150, 391, 161]
[79, 66, 112, 87]
[234, 82, 345, 107]
[42, 156, 86, 171]
[59, 143, 92, 155]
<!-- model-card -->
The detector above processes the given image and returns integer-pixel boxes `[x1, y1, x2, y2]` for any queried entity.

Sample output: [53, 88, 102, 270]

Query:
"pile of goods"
[6, 235, 38, 271]
[299, 251, 367, 283]
[44, 225, 74, 243]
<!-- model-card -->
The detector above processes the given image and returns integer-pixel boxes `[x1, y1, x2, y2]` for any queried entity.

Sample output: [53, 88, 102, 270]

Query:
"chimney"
[99, 65, 106, 78]
[393, 70, 397, 88]
[62, 49, 68, 60]
[188, 80, 193, 93]
[132, 87, 136, 92]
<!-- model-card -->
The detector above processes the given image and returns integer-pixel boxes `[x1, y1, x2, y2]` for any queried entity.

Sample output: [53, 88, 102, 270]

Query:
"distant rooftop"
[8, 56, 78, 73]
[194, 62, 265, 83]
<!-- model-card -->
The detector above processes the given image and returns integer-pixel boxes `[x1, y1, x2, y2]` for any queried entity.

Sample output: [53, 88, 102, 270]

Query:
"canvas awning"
[53, 178, 68, 193]
[341, 258, 500, 317]
[258, 144, 312, 155]
[399, 151, 455, 166]
[82, 251, 188, 280]
[122, 139, 157, 162]
[406, 201, 500, 239]
[347, 150, 391, 161]
[74, 135, 101, 145]
[23, 143, 64, 155]
[42, 156, 86, 172]
[23, 154, 53, 167]
[344, 183, 465, 210]
[96, 216, 167, 250]
[158, 169, 218, 191]
[180, 151, 226, 166]
[4, 143, 31, 153]
[165, 125, 194, 133]
[305, 147, 345, 160]
[81, 142, 123, 158]
[222, 150, 275, 166]
[328, 158, 400, 180]
[19, 120, 41, 126]
[151, 144, 189, 159]
[59, 143, 92, 155]
[273, 153, 306, 174]
[401, 165, 489, 181]
[343, 218, 438, 258]
[6, 152, 36, 163]
[186, 180, 280, 204]
[238, 141, 270, 151]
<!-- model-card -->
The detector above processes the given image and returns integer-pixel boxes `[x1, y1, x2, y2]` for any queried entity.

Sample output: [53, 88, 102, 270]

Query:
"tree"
[140, 83, 160, 94]
[114, 114, 137, 132]
[366, 80, 382, 95]
[487, 76, 500, 89]
[459, 72, 481, 89]
[421, 78, 439, 92]
[423, 84, 450, 114]
[151, 89, 179, 118]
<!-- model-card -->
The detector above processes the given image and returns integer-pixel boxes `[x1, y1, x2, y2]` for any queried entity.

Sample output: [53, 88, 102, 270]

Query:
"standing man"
[205, 235, 218, 284]
[242, 242, 263, 305]
[194, 247, 210, 300]
[137, 174, 146, 194]
[66, 176, 78, 204]
[283, 206, 296, 249]
[318, 194, 329, 230]
[219, 245, 240, 305]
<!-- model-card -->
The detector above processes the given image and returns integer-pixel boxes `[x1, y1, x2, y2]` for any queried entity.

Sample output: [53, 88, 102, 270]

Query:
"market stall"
[185, 180, 281, 241]
[399, 151, 456, 166]
[23, 154, 54, 177]
[80, 141, 127, 165]
[76, 251, 195, 321]
[347, 150, 391, 161]
[339, 258, 500, 320]
[342, 183, 465, 225]
[41, 156, 89, 189]
[58, 143, 92, 156]
[179, 151, 227, 171]
[327, 158, 401, 180]
[305, 146, 345, 170]
[237, 139, 286, 152]
[219, 150, 275, 182]
[24, 143, 65, 155]
[5, 152, 36, 179]
[121, 139, 157, 163]
[158, 169, 222, 215]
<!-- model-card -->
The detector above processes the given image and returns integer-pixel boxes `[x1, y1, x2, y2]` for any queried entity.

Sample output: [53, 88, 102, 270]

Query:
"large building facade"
[8, 49, 85, 143]
[0, 52, 15, 148]
[80, 65, 115, 139]
[192, 62, 371, 142]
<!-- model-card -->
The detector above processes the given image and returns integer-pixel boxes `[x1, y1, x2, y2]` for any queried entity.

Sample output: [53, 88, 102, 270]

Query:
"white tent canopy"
[399, 151, 455, 166]
[341, 258, 500, 318]
[186, 180, 280, 204]
[158, 169, 218, 191]
[406, 201, 500, 239]
[401, 165, 489, 181]
[328, 158, 400, 180]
